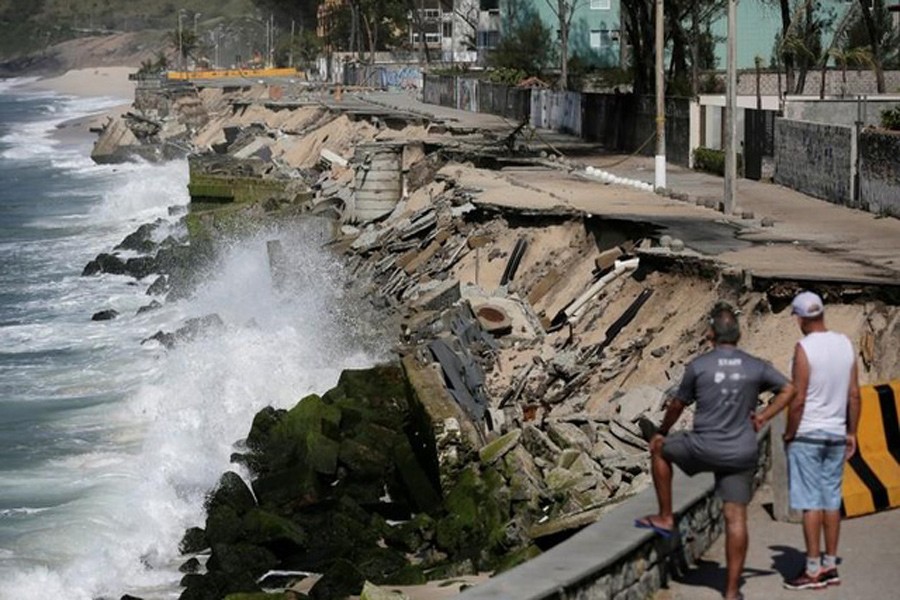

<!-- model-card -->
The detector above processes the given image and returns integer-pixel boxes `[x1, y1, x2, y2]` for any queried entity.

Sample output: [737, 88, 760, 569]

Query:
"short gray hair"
[709, 302, 740, 344]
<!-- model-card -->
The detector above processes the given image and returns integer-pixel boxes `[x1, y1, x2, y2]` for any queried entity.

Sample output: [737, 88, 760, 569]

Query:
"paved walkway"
[355, 90, 900, 286]
[656, 483, 900, 600]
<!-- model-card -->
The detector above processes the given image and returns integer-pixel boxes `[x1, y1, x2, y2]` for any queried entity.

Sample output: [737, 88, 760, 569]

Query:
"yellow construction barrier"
[842, 380, 900, 517]
[166, 68, 302, 81]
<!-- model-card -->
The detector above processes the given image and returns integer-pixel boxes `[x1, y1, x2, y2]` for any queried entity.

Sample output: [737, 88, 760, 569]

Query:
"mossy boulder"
[309, 558, 366, 600]
[434, 465, 511, 568]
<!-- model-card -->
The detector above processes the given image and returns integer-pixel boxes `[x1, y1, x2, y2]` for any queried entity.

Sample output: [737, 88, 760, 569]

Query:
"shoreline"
[22, 66, 137, 146]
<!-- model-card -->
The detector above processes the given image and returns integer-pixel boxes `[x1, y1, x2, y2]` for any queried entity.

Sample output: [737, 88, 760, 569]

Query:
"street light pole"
[654, 0, 666, 191]
[724, 0, 737, 214]
[178, 11, 184, 72]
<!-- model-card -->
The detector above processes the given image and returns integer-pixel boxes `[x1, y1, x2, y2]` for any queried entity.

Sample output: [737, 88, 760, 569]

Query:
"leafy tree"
[277, 29, 322, 70]
[852, 0, 898, 91]
[489, 14, 555, 79]
[771, 0, 834, 94]
[620, 0, 726, 95]
[543, 0, 584, 89]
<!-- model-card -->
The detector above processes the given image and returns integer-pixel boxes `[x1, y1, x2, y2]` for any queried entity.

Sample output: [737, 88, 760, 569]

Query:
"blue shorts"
[787, 430, 846, 511]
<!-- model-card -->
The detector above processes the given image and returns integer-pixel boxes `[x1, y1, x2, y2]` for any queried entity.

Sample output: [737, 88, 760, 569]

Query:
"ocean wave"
[0, 507, 51, 518]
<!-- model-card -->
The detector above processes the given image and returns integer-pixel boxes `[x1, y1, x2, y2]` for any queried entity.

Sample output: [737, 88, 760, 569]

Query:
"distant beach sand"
[22, 67, 135, 142]
[28, 66, 137, 99]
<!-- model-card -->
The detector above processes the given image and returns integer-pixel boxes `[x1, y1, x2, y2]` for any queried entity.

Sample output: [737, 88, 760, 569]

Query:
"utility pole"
[289, 20, 295, 68]
[724, 0, 737, 214]
[269, 13, 275, 68]
[654, 0, 666, 191]
[178, 11, 185, 72]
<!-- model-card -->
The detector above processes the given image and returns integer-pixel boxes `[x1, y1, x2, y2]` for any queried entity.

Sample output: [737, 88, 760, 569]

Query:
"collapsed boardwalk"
[89, 78, 900, 599]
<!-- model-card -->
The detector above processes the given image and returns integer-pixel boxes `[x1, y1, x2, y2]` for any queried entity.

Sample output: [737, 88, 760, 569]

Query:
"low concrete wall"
[530, 90, 583, 136]
[774, 118, 854, 205]
[783, 98, 900, 128]
[458, 431, 771, 600]
[859, 129, 900, 218]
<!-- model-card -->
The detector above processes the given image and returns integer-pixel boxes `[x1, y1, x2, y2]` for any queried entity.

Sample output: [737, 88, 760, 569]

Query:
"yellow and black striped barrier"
[842, 380, 900, 517]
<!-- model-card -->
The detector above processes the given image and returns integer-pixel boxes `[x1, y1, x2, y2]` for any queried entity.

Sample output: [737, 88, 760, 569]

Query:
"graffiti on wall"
[380, 66, 423, 90]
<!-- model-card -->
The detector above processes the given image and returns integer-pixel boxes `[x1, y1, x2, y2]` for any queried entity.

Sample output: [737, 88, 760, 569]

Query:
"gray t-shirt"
[674, 346, 789, 470]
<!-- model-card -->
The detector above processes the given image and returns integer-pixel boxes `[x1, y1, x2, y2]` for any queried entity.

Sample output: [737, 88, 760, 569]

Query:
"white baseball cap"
[791, 291, 824, 318]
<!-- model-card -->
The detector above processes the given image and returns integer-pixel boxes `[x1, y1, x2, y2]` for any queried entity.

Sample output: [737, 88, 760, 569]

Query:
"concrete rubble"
[90, 79, 900, 598]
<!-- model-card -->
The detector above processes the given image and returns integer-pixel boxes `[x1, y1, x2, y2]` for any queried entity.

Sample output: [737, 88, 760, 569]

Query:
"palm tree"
[828, 46, 874, 97]
[167, 28, 199, 69]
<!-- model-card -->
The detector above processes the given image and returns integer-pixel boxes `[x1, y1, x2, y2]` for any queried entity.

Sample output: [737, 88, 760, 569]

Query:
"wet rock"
[82, 253, 127, 276]
[136, 300, 163, 315]
[125, 256, 158, 280]
[146, 275, 169, 296]
[115, 222, 161, 253]
[309, 558, 365, 600]
[92, 309, 119, 321]
[179, 557, 201, 574]
[179, 527, 209, 554]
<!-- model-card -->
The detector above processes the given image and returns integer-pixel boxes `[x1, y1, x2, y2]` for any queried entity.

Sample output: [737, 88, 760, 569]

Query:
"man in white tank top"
[782, 291, 860, 591]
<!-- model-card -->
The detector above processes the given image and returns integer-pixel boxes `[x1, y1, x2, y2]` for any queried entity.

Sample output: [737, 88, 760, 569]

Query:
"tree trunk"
[779, 0, 795, 95]
[691, 2, 700, 95]
[558, 0, 569, 90]
[858, 0, 886, 93]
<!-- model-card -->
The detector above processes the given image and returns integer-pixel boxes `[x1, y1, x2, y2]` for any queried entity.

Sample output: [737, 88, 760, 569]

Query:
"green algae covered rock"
[180, 362, 537, 600]
[434, 465, 510, 570]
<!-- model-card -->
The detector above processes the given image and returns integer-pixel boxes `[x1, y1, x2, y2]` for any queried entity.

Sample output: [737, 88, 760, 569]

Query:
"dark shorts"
[662, 432, 754, 504]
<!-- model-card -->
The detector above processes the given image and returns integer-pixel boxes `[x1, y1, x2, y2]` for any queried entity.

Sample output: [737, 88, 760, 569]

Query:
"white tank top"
[797, 331, 855, 437]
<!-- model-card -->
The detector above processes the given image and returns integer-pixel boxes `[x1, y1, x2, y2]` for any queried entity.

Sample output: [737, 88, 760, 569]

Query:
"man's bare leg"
[803, 509, 823, 563]
[723, 501, 748, 600]
[823, 509, 841, 556]
[649, 440, 675, 529]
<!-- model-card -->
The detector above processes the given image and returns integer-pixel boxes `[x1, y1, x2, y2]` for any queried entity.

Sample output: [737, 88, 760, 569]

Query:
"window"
[590, 29, 613, 49]
[442, 21, 452, 38]
[477, 30, 500, 49]
[590, 0, 611, 9]
[480, 0, 499, 10]
[412, 31, 442, 44]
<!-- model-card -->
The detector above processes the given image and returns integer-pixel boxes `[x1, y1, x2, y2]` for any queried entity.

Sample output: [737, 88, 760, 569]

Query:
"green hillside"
[0, 0, 258, 58]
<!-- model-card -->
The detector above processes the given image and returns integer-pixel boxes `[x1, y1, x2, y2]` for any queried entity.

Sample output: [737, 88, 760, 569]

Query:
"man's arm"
[784, 342, 809, 442]
[753, 382, 796, 431]
[649, 397, 687, 454]
[845, 360, 861, 459]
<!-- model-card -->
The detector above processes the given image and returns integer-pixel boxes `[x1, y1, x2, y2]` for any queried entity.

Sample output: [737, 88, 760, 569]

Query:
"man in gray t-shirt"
[634, 303, 794, 600]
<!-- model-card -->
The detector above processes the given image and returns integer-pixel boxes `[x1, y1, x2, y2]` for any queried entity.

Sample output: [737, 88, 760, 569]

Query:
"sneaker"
[783, 569, 826, 590]
[819, 567, 841, 586]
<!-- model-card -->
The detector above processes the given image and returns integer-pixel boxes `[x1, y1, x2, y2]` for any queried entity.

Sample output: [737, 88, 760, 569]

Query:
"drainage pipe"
[567, 257, 640, 323]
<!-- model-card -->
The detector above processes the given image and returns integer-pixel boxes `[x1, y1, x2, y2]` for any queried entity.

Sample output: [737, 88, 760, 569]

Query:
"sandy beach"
[27, 66, 137, 100]
[22, 66, 136, 142]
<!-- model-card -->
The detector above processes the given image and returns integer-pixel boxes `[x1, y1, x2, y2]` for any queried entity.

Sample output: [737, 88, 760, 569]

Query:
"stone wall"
[774, 119, 854, 205]
[859, 129, 900, 218]
[458, 430, 772, 600]
[783, 99, 900, 128]
[735, 69, 900, 97]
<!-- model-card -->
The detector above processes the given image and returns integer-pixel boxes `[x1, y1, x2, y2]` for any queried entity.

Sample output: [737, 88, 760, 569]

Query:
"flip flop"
[634, 516, 674, 538]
